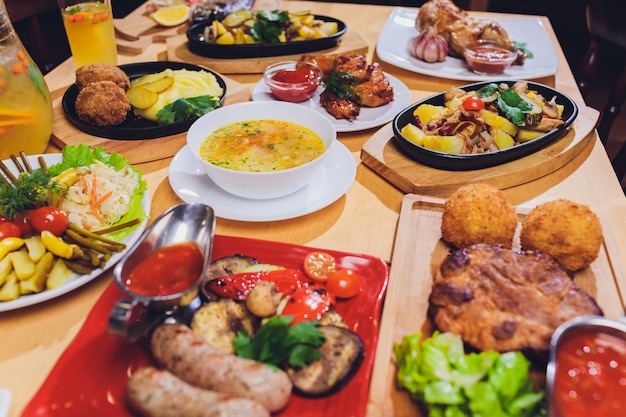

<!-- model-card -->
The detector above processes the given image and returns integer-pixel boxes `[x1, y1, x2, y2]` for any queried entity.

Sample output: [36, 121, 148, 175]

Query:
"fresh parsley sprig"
[234, 315, 326, 369]
[156, 95, 221, 125]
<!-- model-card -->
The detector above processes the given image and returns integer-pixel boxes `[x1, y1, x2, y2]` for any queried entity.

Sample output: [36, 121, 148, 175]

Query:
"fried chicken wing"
[416, 0, 525, 64]
[334, 53, 368, 79]
[319, 89, 360, 121]
[352, 63, 394, 107]
[299, 53, 394, 120]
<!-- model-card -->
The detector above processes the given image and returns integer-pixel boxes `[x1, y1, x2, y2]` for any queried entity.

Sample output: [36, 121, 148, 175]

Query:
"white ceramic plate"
[168, 142, 356, 221]
[376, 7, 559, 81]
[252, 73, 412, 132]
[0, 154, 150, 312]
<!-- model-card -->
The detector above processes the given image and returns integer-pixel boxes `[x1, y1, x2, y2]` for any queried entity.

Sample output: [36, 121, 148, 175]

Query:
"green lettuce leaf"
[394, 332, 546, 417]
[47, 144, 148, 240]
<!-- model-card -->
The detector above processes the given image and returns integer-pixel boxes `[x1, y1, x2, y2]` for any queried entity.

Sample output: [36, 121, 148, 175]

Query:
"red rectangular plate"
[22, 235, 389, 417]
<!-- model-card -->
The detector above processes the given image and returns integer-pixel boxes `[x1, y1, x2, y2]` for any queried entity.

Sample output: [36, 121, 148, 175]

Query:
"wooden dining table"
[2, 1, 626, 416]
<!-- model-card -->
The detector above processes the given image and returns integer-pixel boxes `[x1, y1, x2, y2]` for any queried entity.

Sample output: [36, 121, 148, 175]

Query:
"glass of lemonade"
[58, 0, 117, 67]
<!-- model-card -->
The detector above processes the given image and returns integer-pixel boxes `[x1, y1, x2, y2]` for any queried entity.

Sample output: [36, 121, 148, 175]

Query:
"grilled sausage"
[127, 367, 270, 417]
[151, 323, 292, 412]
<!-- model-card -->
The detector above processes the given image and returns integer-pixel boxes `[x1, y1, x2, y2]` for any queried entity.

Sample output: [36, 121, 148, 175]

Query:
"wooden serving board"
[366, 194, 626, 417]
[360, 105, 599, 198]
[50, 75, 251, 165]
[164, 30, 369, 74]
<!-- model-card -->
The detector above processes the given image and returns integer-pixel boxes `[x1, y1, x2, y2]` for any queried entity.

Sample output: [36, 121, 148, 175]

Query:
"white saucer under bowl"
[168, 141, 356, 222]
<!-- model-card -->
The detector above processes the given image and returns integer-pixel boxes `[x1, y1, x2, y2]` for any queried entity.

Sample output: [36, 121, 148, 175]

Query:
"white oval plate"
[0, 154, 150, 312]
[376, 7, 559, 81]
[252, 72, 412, 133]
[168, 141, 356, 221]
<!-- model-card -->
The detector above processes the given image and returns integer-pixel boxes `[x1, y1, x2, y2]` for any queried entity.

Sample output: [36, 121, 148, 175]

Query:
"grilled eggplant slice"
[191, 298, 259, 354]
[207, 254, 259, 279]
[287, 325, 364, 397]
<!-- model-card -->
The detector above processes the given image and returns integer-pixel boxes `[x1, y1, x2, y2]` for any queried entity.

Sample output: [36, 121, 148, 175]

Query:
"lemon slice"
[150, 4, 190, 27]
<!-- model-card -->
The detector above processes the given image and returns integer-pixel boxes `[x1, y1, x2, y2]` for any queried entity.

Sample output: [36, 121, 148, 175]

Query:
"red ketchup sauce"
[464, 45, 515, 75]
[123, 242, 204, 297]
[269, 67, 320, 102]
[552, 331, 626, 417]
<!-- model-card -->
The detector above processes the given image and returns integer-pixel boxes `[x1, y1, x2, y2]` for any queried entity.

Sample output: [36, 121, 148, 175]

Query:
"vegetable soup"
[199, 119, 324, 172]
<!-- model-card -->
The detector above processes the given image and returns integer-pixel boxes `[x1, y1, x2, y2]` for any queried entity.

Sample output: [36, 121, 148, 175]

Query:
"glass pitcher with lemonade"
[0, 0, 53, 159]
[59, 0, 117, 67]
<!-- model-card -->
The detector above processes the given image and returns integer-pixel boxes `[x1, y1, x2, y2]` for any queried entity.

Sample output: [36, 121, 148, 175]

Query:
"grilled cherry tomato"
[0, 221, 22, 240]
[205, 268, 312, 300]
[326, 268, 362, 299]
[29, 206, 69, 236]
[303, 251, 337, 282]
[280, 285, 334, 325]
[462, 96, 485, 111]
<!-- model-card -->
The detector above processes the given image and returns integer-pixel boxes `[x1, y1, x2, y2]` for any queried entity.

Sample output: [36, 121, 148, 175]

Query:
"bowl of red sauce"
[108, 203, 215, 341]
[547, 315, 626, 417]
[263, 60, 323, 103]
[462, 40, 518, 75]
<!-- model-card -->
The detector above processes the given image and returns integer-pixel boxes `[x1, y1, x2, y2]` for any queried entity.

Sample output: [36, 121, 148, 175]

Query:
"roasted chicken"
[416, 0, 526, 64]
[299, 53, 394, 121]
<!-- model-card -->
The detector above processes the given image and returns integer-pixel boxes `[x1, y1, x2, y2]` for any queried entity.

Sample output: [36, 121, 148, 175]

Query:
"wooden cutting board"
[114, 4, 187, 43]
[366, 193, 626, 417]
[50, 75, 251, 165]
[360, 105, 599, 198]
[164, 30, 369, 74]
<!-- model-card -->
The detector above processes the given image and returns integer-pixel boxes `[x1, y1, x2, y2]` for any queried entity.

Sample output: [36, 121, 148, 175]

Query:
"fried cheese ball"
[75, 63, 131, 91]
[75, 81, 131, 126]
[441, 183, 518, 249]
[520, 199, 603, 272]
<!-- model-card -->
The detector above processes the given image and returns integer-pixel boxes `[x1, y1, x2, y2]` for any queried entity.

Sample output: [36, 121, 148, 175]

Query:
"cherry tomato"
[326, 268, 362, 299]
[13, 212, 34, 236]
[280, 285, 334, 325]
[462, 96, 485, 111]
[0, 221, 22, 240]
[29, 206, 69, 236]
[303, 251, 337, 282]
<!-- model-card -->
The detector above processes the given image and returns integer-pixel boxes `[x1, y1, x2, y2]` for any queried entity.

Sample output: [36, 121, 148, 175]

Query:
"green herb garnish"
[234, 315, 326, 369]
[476, 83, 538, 126]
[250, 10, 290, 43]
[475, 82, 500, 99]
[323, 71, 363, 100]
[0, 169, 63, 219]
[513, 41, 534, 59]
[497, 88, 533, 126]
[156, 95, 221, 125]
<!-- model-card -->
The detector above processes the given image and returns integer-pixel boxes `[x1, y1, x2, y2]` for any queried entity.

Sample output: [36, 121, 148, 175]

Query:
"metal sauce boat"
[108, 203, 215, 343]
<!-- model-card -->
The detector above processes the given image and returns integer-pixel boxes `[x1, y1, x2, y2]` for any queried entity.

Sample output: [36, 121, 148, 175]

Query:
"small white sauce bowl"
[186, 101, 337, 200]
